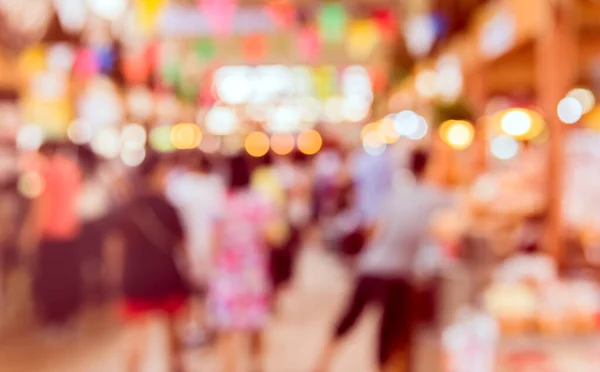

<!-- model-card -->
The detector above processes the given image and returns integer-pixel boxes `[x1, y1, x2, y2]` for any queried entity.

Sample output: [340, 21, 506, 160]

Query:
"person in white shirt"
[315, 149, 451, 372]
[165, 153, 226, 343]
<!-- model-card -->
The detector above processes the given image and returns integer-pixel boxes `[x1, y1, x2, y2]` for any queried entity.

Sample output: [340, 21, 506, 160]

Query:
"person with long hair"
[108, 153, 189, 372]
[209, 154, 276, 372]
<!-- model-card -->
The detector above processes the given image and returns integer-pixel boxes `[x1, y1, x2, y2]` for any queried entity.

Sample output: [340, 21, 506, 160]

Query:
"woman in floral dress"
[209, 154, 275, 372]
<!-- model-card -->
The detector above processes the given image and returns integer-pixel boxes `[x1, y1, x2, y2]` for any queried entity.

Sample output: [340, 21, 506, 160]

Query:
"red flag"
[266, 0, 295, 29]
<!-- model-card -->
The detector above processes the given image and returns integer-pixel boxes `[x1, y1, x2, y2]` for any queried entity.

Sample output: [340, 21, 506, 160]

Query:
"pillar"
[536, 0, 578, 262]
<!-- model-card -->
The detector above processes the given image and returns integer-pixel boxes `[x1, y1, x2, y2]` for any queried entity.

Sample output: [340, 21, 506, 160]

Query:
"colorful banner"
[317, 3, 347, 44]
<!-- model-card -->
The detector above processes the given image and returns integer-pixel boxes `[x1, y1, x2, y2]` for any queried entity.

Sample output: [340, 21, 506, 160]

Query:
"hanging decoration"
[266, 0, 295, 30]
[242, 34, 267, 63]
[198, 0, 237, 36]
[53, 0, 87, 33]
[94, 45, 115, 74]
[135, 0, 167, 33]
[194, 39, 216, 61]
[404, 14, 437, 58]
[297, 26, 320, 63]
[317, 3, 347, 44]
[345, 20, 380, 61]
[73, 48, 99, 79]
[371, 9, 397, 42]
[122, 51, 151, 84]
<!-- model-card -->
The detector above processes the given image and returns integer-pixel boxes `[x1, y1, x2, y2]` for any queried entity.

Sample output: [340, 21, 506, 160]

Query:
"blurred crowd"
[0, 139, 455, 372]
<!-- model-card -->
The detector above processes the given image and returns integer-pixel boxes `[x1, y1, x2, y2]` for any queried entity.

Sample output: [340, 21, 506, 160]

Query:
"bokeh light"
[362, 131, 386, 156]
[567, 88, 595, 115]
[379, 116, 400, 143]
[268, 104, 302, 133]
[341, 96, 370, 123]
[120, 147, 146, 167]
[121, 123, 147, 149]
[91, 127, 121, 159]
[491, 135, 519, 160]
[245, 131, 270, 157]
[270, 133, 295, 155]
[297, 130, 322, 155]
[557, 97, 583, 124]
[435, 55, 463, 102]
[394, 110, 420, 136]
[87, 0, 128, 21]
[217, 73, 251, 105]
[404, 15, 436, 58]
[324, 96, 345, 124]
[16, 125, 44, 151]
[407, 116, 429, 140]
[415, 69, 437, 99]
[500, 109, 532, 137]
[198, 134, 221, 154]
[46, 43, 75, 72]
[205, 105, 239, 135]
[439, 120, 475, 150]
[149, 125, 175, 152]
[18, 171, 45, 199]
[171, 123, 203, 150]
[67, 120, 92, 145]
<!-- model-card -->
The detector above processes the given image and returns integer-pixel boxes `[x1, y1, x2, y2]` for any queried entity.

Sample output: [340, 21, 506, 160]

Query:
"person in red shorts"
[108, 153, 189, 372]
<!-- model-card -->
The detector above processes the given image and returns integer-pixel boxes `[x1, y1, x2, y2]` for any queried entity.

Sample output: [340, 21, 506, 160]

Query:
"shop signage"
[159, 5, 276, 37]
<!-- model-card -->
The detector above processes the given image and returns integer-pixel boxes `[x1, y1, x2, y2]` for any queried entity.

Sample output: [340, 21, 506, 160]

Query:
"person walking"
[165, 153, 226, 345]
[314, 149, 451, 372]
[209, 154, 276, 372]
[21, 141, 83, 330]
[109, 153, 190, 372]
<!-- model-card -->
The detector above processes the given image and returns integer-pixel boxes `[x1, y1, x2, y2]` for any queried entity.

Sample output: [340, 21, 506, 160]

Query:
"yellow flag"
[136, 0, 167, 32]
[346, 20, 380, 61]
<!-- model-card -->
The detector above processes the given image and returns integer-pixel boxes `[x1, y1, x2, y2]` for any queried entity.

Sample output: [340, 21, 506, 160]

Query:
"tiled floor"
[0, 249, 383, 372]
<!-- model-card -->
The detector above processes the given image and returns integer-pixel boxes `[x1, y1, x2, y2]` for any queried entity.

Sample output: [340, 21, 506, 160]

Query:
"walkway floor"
[0, 249, 387, 372]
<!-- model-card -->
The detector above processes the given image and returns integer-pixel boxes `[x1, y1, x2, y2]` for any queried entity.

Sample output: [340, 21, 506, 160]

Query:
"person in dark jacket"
[108, 153, 189, 372]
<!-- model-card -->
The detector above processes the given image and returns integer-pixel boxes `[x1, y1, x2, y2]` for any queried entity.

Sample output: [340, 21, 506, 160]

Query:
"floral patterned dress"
[208, 189, 273, 331]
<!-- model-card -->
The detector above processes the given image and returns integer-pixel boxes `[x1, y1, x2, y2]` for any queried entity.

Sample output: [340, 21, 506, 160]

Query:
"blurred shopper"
[75, 146, 112, 304]
[166, 152, 225, 345]
[21, 142, 83, 329]
[109, 153, 190, 372]
[348, 145, 394, 229]
[252, 154, 298, 306]
[0, 177, 22, 309]
[315, 149, 449, 372]
[209, 154, 275, 372]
